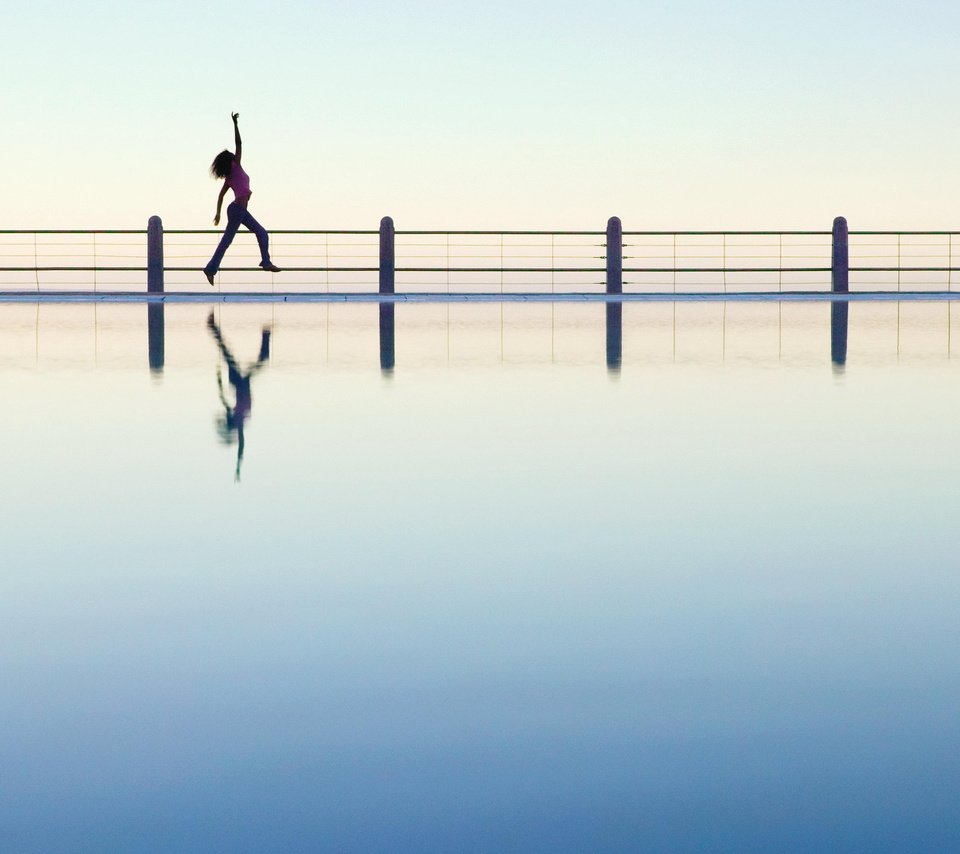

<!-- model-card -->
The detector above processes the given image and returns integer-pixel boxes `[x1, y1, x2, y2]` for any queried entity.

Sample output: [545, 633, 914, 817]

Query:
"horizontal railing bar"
[0, 267, 148, 272]
[2, 229, 960, 236]
[395, 231, 605, 236]
[850, 231, 960, 236]
[0, 230, 375, 236]
[164, 231, 378, 236]
[622, 231, 831, 236]
[177, 266, 607, 273]
[169, 230, 601, 236]
[393, 267, 603, 272]
[0, 230, 148, 235]
[7, 266, 960, 274]
[624, 267, 831, 273]
[7, 265, 960, 273]
[167, 266, 380, 272]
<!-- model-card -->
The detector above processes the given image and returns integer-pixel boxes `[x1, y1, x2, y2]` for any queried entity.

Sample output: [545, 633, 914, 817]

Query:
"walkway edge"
[1, 290, 960, 304]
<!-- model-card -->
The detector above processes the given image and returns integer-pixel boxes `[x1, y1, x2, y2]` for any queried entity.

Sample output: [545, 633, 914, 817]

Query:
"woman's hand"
[232, 113, 242, 162]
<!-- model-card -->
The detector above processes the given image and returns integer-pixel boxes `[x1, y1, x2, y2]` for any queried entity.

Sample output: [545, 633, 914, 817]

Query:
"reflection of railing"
[5, 300, 955, 377]
[4, 221, 960, 294]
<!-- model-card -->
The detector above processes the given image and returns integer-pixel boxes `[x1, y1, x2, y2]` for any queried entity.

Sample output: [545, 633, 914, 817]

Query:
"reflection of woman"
[204, 112, 281, 286]
[206, 311, 271, 481]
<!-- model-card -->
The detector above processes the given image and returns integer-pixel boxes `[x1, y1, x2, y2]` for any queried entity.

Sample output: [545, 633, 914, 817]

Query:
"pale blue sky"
[5, 1, 959, 228]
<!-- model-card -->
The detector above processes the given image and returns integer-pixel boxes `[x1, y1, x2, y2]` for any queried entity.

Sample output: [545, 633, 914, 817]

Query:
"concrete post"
[147, 215, 164, 293]
[606, 216, 623, 295]
[379, 216, 395, 295]
[832, 216, 848, 294]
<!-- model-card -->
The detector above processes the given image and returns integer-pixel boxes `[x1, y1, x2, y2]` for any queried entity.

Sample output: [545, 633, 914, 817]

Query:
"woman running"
[204, 112, 281, 285]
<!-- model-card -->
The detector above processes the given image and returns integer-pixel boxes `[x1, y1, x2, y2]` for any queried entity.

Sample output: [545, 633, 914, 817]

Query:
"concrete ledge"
[1, 291, 960, 304]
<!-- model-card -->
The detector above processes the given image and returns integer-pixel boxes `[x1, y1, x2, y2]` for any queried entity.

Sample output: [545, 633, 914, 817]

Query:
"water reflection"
[147, 303, 164, 374]
[379, 302, 395, 375]
[10, 299, 960, 379]
[5, 300, 960, 851]
[605, 302, 622, 373]
[206, 310, 271, 481]
[831, 300, 849, 371]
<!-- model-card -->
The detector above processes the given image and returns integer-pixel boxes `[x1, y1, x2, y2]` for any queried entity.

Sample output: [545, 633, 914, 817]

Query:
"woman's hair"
[210, 150, 234, 179]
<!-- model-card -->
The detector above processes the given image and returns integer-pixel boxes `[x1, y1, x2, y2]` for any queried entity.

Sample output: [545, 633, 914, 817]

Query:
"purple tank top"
[227, 160, 251, 201]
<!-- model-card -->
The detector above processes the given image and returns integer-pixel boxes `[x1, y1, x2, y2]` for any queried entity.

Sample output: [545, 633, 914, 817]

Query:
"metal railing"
[2, 221, 960, 294]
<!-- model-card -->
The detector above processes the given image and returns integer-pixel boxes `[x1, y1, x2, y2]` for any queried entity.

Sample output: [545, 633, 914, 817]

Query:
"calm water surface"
[1, 301, 959, 852]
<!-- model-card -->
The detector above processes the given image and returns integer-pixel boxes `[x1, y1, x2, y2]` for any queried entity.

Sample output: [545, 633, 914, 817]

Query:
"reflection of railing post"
[148, 303, 165, 374]
[832, 216, 848, 293]
[379, 216, 395, 295]
[831, 300, 848, 370]
[379, 303, 395, 374]
[606, 216, 622, 295]
[605, 302, 622, 373]
[147, 215, 164, 293]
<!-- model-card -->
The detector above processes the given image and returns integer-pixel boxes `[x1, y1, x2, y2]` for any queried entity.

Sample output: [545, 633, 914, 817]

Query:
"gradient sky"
[6, 0, 960, 229]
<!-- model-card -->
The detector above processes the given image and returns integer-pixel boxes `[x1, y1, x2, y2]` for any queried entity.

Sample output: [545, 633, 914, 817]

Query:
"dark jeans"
[205, 202, 272, 275]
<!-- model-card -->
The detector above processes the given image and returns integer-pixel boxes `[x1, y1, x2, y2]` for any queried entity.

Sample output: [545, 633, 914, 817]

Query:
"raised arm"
[232, 112, 242, 164]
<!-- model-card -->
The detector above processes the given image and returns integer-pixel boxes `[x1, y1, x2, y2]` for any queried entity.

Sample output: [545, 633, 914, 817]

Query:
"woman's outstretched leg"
[241, 209, 280, 272]
[204, 203, 244, 283]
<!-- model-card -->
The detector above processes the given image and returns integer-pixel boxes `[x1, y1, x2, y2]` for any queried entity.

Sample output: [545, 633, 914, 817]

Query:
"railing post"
[147, 215, 164, 293]
[379, 216, 395, 295]
[606, 216, 622, 295]
[832, 216, 848, 294]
